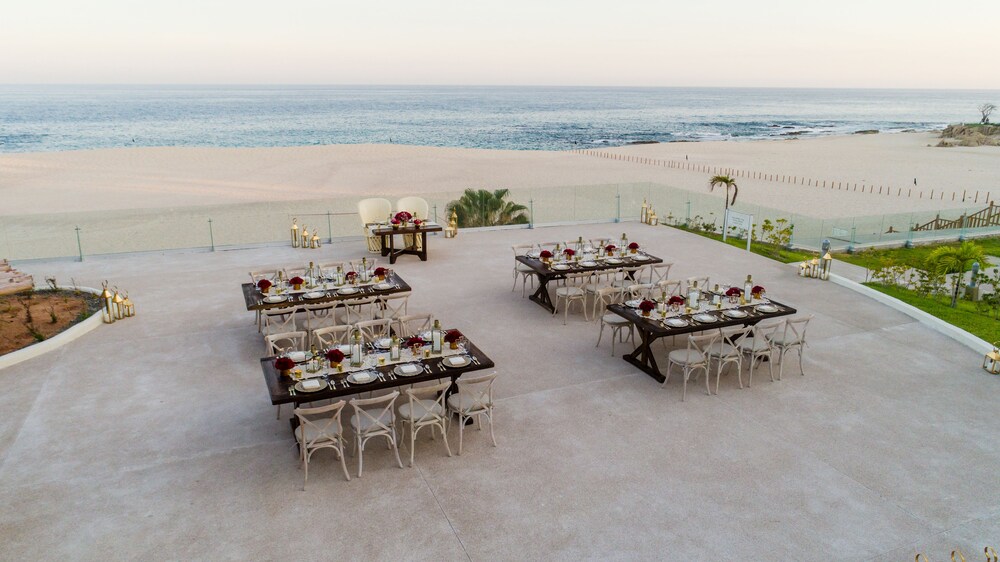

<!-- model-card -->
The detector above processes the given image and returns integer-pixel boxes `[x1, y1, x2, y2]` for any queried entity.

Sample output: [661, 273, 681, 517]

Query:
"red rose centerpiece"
[667, 295, 685, 310]
[563, 248, 575, 259]
[394, 211, 413, 226]
[289, 276, 305, 290]
[345, 271, 358, 284]
[373, 266, 388, 281]
[257, 279, 272, 293]
[604, 244, 617, 256]
[751, 285, 765, 298]
[539, 250, 553, 264]
[274, 356, 296, 377]
[405, 336, 424, 352]
[391, 218, 401, 229]
[413, 219, 422, 227]
[638, 299, 656, 317]
[725, 286, 742, 304]
[325, 348, 345, 367]
[444, 329, 463, 350]
[628, 242, 640, 254]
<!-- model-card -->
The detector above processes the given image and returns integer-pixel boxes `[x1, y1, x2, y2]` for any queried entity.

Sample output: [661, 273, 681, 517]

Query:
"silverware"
[289, 386, 297, 396]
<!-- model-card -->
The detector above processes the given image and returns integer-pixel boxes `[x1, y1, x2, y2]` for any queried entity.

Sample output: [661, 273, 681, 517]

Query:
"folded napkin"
[447, 357, 465, 366]
[400, 364, 419, 374]
[301, 379, 321, 390]
[288, 351, 306, 362]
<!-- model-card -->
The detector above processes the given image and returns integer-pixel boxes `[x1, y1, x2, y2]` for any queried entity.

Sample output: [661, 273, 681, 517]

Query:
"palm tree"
[709, 175, 738, 236]
[925, 241, 987, 307]
[446, 188, 529, 228]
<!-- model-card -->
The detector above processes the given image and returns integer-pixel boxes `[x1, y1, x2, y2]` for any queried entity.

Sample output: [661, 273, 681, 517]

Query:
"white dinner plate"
[263, 295, 287, 304]
[605, 258, 623, 265]
[552, 264, 570, 271]
[394, 363, 424, 377]
[374, 338, 392, 350]
[693, 314, 718, 323]
[756, 304, 778, 313]
[295, 379, 328, 393]
[526, 250, 541, 258]
[287, 351, 308, 363]
[338, 287, 358, 295]
[347, 371, 377, 384]
[335, 344, 352, 357]
[624, 299, 642, 308]
[665, 318, 688, 328]
[418, 331, 432, 341]
[375, 283, 393, 290]
[303, 291, 326, 299]
[579, 261, 597, 267]
[723, 309, 748, 318]
[442, 355, 471, 368]
[631, 254, 650, 261]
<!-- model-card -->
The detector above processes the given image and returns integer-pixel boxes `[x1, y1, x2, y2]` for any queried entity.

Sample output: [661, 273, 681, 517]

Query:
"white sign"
[725, 210, 752, 233]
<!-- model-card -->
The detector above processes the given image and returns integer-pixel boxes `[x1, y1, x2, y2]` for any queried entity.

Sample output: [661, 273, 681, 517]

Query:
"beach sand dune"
[1, 133, 997, 219]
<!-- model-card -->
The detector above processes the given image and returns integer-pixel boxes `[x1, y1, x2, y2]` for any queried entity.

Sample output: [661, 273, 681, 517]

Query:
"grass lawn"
[664, 224, 816, 264]
[864, 283, 1000, 342]
[838, 238, 1000, 271]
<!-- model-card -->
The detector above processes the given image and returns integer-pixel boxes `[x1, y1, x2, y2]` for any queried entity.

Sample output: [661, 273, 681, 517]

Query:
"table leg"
[388, 233, 397, 264]
[380, 234, 390, 257]
[527, 276, 556, 313]
[419, 232, 428, 261]
[623, 327, 664, 382]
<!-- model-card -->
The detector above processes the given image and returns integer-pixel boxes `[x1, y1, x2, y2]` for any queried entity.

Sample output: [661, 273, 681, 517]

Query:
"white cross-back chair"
[249, 269, 280, 285]
[706, 325, 753, 394]
[303, 303, 337, 336]
[665, 332, 718, 401]
[446, 372, 497, 455]
[265, 331, 307, 356]
[262, 307, 299, 335]
[739, 320, 782, 386]
[354, 318, 392, 341]
[590, 284, 623, 322]
[316, 262, 343, 278]
[685, 276, 710, 293]
[655, 279, 683, 298]
[595, 289, 633, 356]
[338, 296, 378, 324]
[284, 267, 307, 280]
[512, 244, 536, 296]
[553, 272, 589, 324]
[394, 314, 432, 338]
[359, 198, 392, 252]
[349, 392, 404, 477]
[312, 324, 352, 349]
[648, 262, 674, 284]
[377, 292, 411, 319]
[398, 380, 453, 467]
[348, 258, 379, 273]
[626, 283, 654, 301]
[766, 315, 813, 379]
[294, 400, 351, 488]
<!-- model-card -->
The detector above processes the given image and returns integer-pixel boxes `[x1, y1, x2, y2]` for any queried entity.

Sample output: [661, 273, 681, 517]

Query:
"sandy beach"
[1, 132, 998, 260]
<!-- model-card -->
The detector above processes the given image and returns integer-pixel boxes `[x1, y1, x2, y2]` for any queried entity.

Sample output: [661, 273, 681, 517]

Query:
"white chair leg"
[797, 346, 805, 375]
[458, 415, 465, 455]
[488, 412, 497, 447]
[409, 424, 416, 467]
[356, 435, 365, 477]
[339, 443, 351, 481]
[442, 423, 453, 457]
[391, 432, 403, 469]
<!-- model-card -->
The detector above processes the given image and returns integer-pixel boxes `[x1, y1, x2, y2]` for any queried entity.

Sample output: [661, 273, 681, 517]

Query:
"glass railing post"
[208, 218, 215, 252]
[528, 199, 534, 229]
[75, 225, 84, 262]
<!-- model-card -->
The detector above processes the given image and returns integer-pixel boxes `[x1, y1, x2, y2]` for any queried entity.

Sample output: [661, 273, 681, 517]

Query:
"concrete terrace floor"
[1, 223, 998, 561]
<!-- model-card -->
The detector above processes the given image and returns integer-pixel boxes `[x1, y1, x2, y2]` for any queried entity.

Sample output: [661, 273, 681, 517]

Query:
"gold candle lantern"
[810, 257, 820, 278]
[123, 292, 135, 317]
[311, 233, 320, 249]
[290, 219, 300, 248]
[649, 208, 658, 226]
[821, 252, 832, 280]
[100, 281, 115, 324]
[984, 343, 1000, 374]
[640, 198, 648, 224]
[445, 210, 458, 238]
[300, 226, 309, 249]
[112, 288, 125, 320]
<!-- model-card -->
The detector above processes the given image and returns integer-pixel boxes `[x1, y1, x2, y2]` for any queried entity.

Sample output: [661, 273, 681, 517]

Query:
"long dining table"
[609, 298, 797, 382]
[242, 271, 412, 312]
[261, 338, 495, 408]
[515, 252, 664, 313]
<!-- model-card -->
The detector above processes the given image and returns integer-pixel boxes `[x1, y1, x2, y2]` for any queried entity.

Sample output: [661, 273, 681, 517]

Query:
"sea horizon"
[2, 84, 998, 153]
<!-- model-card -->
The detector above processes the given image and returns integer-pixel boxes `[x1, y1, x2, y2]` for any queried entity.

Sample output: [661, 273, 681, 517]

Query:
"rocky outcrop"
[937, 124, 1000, 147]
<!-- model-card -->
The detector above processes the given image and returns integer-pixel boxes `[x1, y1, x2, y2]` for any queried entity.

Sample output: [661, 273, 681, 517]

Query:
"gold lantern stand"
[99, 281, 115, 323]
[983, 342, 1000, 374]
[444, 210, 458, 238]
[290, 219, 300, 248]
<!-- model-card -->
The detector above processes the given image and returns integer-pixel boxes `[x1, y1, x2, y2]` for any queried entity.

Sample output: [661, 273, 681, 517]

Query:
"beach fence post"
[208, 218, 215, 252]
[75, 226, 83, 262]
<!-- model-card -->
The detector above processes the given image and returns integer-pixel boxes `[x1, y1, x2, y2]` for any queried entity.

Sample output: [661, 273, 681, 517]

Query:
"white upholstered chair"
[358, 198, 392, 252]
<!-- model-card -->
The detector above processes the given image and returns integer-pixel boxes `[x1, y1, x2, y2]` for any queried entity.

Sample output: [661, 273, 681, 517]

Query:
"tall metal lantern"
[445, 210, 458, 238]
[100, 281, 115, 323]
[290, 219, 300, 248]
[984, 342, 1000, 374]
[311, 232, 320, 249]
[300, 226, 310, 249]
[820, 252, 832, 280]
[123, 291, 135, 317]
[112, 288, 125, 320]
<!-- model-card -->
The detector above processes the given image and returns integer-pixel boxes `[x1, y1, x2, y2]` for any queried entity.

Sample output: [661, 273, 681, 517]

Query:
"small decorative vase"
[293, 283, 302, 291]
[631, 249, 638, 254]
[450, 341, 459, 350]
[392, 223, 400, 230]
[331, 362, 340, 370]
[607, 250, 614, 256]
[261, 286, 270, 294]
[280, 369, 292, 378]
[642, 310, 651, 317]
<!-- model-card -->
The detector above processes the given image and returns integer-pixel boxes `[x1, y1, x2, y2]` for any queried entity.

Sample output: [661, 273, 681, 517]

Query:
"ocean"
[0, 85, 996, 153]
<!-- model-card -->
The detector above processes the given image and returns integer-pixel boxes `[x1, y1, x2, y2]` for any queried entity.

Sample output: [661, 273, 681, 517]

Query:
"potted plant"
[539, 250, 553, 265]
[752, 285, 766, 299]
[668, 295, 685, 312]
[394, 211, 413, 227]
[374, 267, 388, 281]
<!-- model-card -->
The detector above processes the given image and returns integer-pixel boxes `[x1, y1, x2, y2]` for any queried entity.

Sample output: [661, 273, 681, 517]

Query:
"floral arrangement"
[668, 295, 685, 305]
[444, 329, 463, 343]
[638, 300, 656, 313]
[390, 218, 401, 226]
[274, 356, 296, 371]
[628, 242, 640, 250]
[325, 348, 345, 364]
[394, 211, 413, 223]
[604, 244, 617, 252]
[345, 271, 358, 280]
[539, 250, 553, 259]
[406, 336, 424, 349]
[752, 285, 765, 296]
[725, 287, 742, 297]
[373, 267, 387, 278]
[257, 279, 272, 291]
[563, 248, 575, 257]
[289, 276, 305, 286]
[413, 219, 422, 226]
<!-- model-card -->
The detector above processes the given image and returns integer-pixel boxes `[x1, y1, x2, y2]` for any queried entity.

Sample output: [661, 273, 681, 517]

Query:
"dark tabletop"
[515, 252, 664, 279]
[242, 272, 412, 312]
[262, 339, 495, 406]
[608, 298, 797, 337]
[371, 223, 444, 235]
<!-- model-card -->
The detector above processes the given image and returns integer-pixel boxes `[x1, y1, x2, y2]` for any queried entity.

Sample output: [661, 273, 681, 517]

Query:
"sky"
[2, 0, 998, 88]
